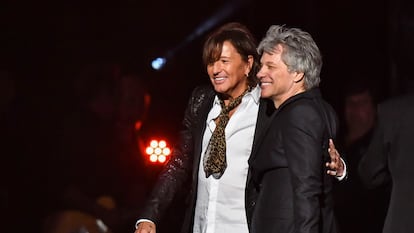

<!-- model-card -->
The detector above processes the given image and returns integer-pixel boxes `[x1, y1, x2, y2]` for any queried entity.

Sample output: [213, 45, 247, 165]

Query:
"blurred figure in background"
[333, 77, 390, 233]
[358, 93, 414, 233]
[341, 78, 377, 151]
[43, 64, 152, 233]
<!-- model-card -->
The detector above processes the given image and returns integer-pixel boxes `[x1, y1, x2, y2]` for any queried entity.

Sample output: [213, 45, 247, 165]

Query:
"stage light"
[145, 139, 172, 164]
[151, 57, 166, 70]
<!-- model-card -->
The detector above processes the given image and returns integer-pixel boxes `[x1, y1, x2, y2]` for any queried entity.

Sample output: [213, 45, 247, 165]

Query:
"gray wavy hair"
[257, 25, 322, 89]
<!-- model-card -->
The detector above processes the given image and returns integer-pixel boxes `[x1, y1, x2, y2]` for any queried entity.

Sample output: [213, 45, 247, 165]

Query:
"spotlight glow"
[145, 138, 172, 164]
[151, 57, 166, 70]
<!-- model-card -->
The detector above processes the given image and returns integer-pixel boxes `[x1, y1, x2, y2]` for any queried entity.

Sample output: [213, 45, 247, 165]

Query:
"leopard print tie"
[203, 87, 251, 179]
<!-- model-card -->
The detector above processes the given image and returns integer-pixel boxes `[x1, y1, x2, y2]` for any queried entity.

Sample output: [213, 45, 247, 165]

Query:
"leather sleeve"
[138, 85, 214, 224]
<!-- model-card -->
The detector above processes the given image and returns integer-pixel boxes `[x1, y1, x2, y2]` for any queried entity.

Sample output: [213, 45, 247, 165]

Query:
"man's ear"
[294, 72, 305, 83]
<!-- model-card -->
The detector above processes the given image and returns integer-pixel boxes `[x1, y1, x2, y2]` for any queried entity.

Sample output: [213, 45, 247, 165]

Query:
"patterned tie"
[203, 87, 251, 179]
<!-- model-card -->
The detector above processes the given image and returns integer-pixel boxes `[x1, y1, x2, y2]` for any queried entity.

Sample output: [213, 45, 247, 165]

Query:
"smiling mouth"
[260, 82, 271, 86]
[213, 77, 226, 84]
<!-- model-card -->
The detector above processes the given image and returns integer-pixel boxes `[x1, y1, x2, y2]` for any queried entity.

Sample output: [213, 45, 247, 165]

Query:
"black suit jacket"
[248, 88, 339, 233]
[358, 94, 414, 233]
[139, 85, 276, 233]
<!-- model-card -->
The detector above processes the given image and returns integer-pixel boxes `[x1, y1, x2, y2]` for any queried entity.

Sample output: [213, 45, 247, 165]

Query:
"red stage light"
[145, 139, 172, 164]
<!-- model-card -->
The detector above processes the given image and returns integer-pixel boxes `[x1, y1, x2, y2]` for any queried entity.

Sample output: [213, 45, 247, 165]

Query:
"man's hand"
[326, 139, 344, 178]
[135, 221, 156, 233]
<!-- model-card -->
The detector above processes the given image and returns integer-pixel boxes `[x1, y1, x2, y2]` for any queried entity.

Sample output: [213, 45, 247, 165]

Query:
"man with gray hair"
[249, 25, 339, 233]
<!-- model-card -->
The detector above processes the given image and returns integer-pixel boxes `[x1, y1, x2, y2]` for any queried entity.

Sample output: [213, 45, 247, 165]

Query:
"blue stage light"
[151, 57, 166, 70]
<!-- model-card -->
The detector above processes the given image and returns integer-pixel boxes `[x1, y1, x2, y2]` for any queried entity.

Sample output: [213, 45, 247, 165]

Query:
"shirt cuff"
[135, 219, 155, 229]
[336, 158, 347, 181]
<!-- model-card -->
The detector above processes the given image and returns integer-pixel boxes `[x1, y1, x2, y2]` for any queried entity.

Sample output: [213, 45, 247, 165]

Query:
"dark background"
[1, 0, 413, 232]
[2, 0, 414, 130]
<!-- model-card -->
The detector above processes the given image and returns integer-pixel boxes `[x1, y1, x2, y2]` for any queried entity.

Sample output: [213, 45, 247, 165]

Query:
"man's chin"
[260, 91, 270, 99]
[213, 85, 227, 94]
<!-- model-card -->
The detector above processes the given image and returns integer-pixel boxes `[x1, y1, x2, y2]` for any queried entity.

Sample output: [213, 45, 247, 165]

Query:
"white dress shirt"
[192, 86, 261, 233]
